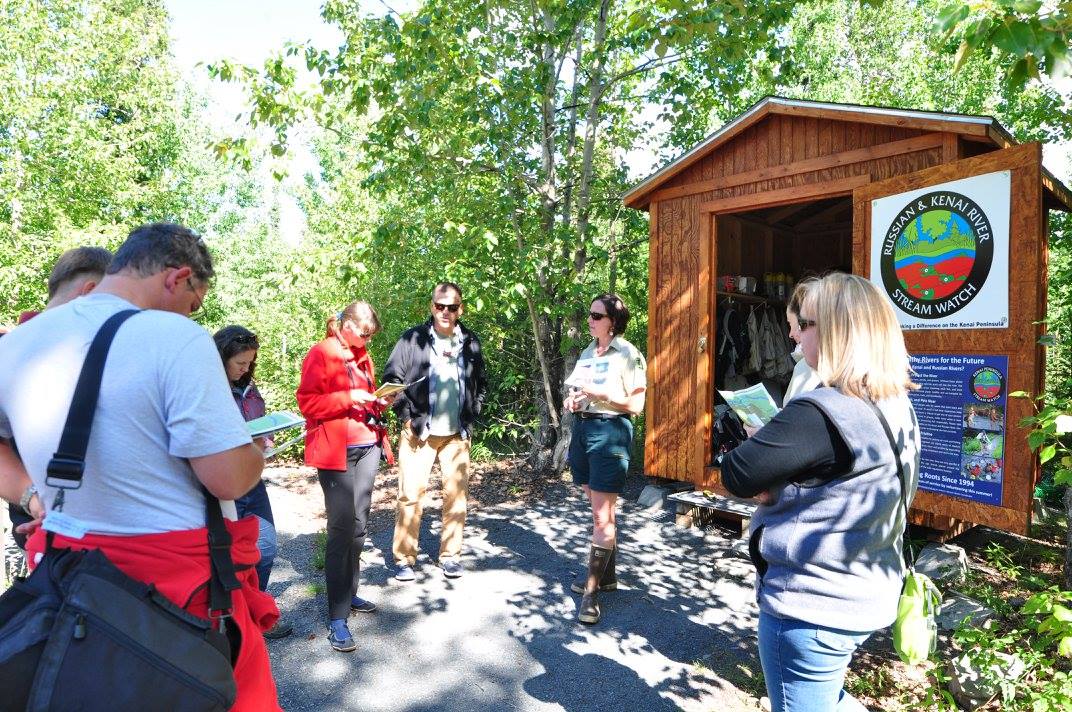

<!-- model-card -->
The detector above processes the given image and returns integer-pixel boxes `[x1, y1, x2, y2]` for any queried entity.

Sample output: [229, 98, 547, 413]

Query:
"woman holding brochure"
[720, 273, 921, 712]
[564, 293, 647, 625]
[296, 301, 392, 653]
[213, 325, 293, 639]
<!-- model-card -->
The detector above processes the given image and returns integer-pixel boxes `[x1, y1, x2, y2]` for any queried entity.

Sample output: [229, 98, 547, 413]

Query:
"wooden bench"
[667, 490, 757, 535]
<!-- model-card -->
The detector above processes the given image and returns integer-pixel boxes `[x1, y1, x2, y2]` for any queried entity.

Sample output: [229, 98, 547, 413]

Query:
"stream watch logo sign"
[971, 366, 1004, 403]
[878, 190, 994, 320]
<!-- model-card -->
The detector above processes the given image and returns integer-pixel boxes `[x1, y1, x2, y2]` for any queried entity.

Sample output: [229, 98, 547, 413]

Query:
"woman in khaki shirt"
[564, 293, 647, 625]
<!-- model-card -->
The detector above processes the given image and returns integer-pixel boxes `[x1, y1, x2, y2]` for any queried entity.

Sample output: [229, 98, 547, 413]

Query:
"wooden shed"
[625, 96, 1072, 535]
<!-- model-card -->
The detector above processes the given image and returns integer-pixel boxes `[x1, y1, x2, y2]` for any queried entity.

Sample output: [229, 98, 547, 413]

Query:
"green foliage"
[217, 0, 801, 464]
[311, 530, 328, 571]
[938, 0, 1072, 86]
[0, 0, 239, 321]
[917, 588, 1072, 710]
[730, 0, 1072, 148]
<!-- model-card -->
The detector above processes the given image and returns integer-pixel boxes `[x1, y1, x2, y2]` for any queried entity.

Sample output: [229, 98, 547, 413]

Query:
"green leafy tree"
[937, 0, 1072, 86]
[215, 0, 797, 469]
[0, 0, 234, 320]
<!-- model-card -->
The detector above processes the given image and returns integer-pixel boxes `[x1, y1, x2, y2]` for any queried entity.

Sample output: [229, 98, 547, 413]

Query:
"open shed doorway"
[710, 195, 853, 460]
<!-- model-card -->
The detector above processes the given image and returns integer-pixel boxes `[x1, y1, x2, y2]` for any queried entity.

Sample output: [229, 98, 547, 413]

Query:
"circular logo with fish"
[879, 190, 993, 319]
[970, 367, 1003, 403]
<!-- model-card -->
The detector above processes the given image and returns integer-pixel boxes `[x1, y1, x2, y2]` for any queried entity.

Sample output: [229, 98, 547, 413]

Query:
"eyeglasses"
[588, 312, 608, 321]
[797, 317, 817, 331]
[184, 277, 205, 316]
[234, 334, 259, 346]
[433, 302, 461, 313]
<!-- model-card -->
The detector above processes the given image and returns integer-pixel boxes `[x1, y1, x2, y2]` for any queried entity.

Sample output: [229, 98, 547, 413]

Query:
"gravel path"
[262, 464, 764, 712]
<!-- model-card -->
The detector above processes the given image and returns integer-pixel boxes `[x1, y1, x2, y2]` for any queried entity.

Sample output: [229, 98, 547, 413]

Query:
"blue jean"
[758, 611, 872, 712]
[234, 480, 277, 591]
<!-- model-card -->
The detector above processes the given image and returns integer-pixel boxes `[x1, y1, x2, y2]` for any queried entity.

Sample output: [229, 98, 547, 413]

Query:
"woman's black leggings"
[317, 444, 381, 620]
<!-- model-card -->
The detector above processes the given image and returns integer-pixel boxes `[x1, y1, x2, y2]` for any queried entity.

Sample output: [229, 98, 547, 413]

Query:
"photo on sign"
[962, 403, 1003, 432]
[960, 415, 1005, 486]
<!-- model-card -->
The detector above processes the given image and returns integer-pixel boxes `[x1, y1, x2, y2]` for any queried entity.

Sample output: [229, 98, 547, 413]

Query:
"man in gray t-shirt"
[0, 222, 278, 706]
[0, 224, 262, 535]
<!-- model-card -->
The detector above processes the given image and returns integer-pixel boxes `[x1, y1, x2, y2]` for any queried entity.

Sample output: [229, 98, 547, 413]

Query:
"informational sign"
[870, 170, 1010, 330]
[908, 354, 1008, 506]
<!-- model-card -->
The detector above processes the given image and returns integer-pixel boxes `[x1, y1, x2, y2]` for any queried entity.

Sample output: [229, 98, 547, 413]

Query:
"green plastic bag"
[892, 569, 942, 665]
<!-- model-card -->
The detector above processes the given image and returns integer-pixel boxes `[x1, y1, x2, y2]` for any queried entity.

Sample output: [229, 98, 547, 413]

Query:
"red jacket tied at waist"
[28, 516, 281, 712]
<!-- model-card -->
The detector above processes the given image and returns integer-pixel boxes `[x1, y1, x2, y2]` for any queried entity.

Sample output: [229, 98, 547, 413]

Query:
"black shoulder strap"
[46, 309, 141, 490]
[866, 399, 915, 569]
[45, 308, 238, 618]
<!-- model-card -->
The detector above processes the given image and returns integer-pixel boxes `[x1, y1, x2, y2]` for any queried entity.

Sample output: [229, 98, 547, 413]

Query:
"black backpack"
[712, 403, 748, 465]
[0, 310, 240, 711]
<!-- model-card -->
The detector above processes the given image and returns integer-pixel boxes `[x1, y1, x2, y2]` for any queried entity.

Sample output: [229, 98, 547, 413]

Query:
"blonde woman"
[721, 273, 921, 712]
[297, 301, 392, 653]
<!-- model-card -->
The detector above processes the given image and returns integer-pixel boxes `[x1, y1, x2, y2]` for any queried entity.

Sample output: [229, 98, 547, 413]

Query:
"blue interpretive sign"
[908, 354, 1008, 506]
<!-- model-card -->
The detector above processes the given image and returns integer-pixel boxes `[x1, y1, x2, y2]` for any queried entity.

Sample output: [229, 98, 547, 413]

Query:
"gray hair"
[107, 223, 214, 285]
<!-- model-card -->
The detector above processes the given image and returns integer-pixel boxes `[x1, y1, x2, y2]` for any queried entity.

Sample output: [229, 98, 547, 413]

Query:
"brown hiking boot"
[577, 544, 614, 625]
[571, 544, 616, 594]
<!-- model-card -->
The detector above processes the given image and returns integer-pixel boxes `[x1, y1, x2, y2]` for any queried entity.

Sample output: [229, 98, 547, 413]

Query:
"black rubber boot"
[571, 543, 616, 594]
[577, 544, 614, 625]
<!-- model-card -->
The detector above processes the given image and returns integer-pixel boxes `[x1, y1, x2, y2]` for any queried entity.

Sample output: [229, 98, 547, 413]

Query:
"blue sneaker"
[350, 595, 377, 613]
[327, 619, 356, 653]
[440, 559, 463, 579]
[394, 563, 416, 582]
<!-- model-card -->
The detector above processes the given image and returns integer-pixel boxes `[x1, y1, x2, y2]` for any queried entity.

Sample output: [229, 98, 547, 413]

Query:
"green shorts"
[568, 415, 633, 494]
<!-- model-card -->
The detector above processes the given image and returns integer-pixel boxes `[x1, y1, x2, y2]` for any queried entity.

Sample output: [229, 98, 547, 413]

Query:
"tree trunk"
[547, 0, 612, 473]
[1065, 485, 1072, 590]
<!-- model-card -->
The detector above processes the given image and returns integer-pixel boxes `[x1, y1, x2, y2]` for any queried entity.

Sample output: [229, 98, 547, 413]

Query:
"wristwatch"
[19, 484, 38, 516]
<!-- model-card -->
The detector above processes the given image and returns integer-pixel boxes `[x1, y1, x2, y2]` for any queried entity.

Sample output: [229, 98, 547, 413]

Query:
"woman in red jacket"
[296, 301, 391, 653]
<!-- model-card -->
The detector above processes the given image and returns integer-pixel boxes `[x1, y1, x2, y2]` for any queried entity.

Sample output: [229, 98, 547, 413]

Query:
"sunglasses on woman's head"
[234, 334, 259, 346]
[433, 302, 461, 313]
[589, 312, 608, 321]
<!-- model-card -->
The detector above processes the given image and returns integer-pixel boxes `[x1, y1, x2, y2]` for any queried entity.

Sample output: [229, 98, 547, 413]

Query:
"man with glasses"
[383, 281, 487, 580]
[0, 222, 281, 707]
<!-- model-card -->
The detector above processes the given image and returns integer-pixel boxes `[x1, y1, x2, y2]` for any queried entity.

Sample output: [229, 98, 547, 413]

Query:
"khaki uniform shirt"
[575, 336, 647, 415]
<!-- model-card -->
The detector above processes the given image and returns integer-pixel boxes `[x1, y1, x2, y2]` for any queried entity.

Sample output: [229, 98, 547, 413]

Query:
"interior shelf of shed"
[715, 291, 781, 303]
[715, 196, 854, 283]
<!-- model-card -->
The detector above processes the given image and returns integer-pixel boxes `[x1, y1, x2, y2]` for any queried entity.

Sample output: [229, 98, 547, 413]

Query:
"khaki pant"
[392, 430, 471, 566]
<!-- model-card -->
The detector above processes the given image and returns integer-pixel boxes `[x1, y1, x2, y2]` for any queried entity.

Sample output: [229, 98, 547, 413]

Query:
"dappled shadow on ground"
[266, 468, 761, 711]
[479, 499, 761, 711]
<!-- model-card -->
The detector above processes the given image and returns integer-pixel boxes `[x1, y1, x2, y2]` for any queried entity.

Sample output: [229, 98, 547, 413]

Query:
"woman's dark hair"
[592, 293, 630, 336]
[213, 325, 259, 387]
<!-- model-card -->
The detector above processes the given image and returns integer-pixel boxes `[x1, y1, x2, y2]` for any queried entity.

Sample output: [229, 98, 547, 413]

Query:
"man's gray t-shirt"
[0, 293, 253, 535]
[427, 327, 461, 437]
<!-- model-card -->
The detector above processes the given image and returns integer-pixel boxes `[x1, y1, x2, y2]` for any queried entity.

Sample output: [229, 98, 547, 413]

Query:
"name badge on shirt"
[42, 511, 90, 539]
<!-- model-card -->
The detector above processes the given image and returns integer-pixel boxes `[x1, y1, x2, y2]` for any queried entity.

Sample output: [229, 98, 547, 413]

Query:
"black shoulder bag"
[0, 310, 241, 711]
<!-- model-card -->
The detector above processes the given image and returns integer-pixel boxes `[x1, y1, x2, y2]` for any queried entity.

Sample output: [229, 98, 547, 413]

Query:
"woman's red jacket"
[296, 336, 383, 471]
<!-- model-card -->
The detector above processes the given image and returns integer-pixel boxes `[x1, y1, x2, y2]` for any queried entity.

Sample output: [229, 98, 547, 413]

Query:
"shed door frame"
[853, 142, 1045, 535]
[697, 174, 871, 490]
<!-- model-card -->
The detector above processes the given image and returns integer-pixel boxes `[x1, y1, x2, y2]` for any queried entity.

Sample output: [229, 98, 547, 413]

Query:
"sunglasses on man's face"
[433, 302, 461, 313]
[588, 312, 608, 321]
[797, 317, 817, 331]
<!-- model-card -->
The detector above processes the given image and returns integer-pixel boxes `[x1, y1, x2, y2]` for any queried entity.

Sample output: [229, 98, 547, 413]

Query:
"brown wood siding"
[659, 117, 922, 194]
[645, 194, 707, 481]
